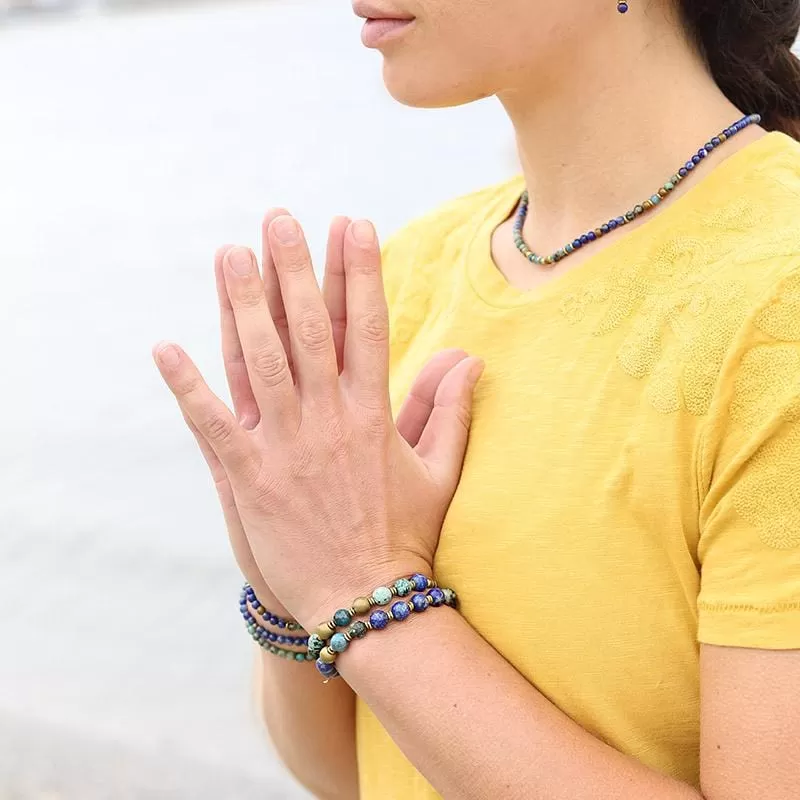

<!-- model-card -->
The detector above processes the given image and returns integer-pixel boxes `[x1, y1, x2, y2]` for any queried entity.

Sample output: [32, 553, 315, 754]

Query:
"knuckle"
[350, 258, 377, 277]
[296, 313, 331, 351]
[251, 346, 290, 386]
[450, 403, 472, 433]
[173, 372, 203, 397]
[281, 249, 310, 274]
[203, 412, 236, 445]
[355, 311, 388, 344]
[235, 284, 266, 309]
[250, 468, 284, 501]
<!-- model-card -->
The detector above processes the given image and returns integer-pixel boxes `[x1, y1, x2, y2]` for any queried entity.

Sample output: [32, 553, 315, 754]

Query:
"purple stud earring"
[617, 1, 629, 11]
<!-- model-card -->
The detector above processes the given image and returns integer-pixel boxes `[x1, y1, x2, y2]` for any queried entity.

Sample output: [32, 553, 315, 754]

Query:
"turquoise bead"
[333, 608, 352, 627]
[650, 194, 661, 205]
[372, 586, 393, 605]
[330, 633, 349, 653]
[664, 182, 674, 191]
[394, 578, 414, 597]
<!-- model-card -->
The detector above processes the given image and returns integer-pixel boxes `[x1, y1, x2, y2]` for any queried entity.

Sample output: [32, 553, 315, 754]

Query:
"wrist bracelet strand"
[311, 584, 458, 681]
[241, 584, 305, 632]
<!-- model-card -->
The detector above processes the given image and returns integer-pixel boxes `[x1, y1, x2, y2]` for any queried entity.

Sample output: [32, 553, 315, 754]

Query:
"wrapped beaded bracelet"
[311, 572, 437, 644]
[309, 580, 458, 681]
[240, 584, 313, 662]
[241, 584, 304, 631]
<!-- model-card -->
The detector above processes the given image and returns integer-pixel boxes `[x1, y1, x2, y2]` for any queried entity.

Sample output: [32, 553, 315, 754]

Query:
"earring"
[617, 1, 629, 12]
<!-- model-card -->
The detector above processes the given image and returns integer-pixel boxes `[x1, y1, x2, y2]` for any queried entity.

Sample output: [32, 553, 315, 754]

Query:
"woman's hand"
[154, 213, 483, 629]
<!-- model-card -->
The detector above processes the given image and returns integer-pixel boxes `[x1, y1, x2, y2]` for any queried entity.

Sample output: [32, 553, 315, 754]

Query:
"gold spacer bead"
[658, 188, 668, 198]
[642, 200, 653, 211]
[319, 647, 337, 665]
[718, 132, 727, 142]
[352, 597, 372, 615]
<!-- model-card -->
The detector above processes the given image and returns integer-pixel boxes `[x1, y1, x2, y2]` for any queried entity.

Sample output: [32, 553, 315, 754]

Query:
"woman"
[154, 0, 800, 798]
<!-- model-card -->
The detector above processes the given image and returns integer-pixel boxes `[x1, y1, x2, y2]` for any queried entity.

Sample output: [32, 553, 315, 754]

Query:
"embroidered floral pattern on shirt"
[560, 236, 750, 415]
[727, 276, 800, 550]
[732, 424, 800, 550]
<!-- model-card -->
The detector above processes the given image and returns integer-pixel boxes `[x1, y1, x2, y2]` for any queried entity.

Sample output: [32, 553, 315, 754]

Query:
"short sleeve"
[697, 270, 800, 650]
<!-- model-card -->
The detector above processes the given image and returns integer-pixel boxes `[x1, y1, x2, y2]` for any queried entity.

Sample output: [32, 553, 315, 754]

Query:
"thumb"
[414, 356, 485, 491]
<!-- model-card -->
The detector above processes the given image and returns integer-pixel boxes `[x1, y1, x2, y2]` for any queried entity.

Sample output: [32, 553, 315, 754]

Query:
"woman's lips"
[361, 17, 415, 48]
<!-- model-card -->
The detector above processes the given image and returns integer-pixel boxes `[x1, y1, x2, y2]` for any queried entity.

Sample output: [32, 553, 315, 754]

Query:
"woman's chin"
[382, 62, 486, 109]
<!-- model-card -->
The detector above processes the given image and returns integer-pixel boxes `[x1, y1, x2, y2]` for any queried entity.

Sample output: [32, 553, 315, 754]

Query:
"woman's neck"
[497, 5, 752, 259]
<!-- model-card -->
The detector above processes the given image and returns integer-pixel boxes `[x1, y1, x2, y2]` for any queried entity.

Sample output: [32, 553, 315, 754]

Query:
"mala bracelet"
[311, 572, 437, 643]
[310, 583, 459, 681]
[241, 584, 305, 631]
[240, 584, 313, 662]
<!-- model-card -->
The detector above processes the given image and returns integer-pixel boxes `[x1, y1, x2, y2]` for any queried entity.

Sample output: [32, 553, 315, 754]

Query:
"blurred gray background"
[0, 1, 513, 797]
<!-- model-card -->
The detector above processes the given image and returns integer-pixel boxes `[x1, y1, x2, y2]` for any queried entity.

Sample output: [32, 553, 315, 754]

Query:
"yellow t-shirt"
[356, 131, 800, 797]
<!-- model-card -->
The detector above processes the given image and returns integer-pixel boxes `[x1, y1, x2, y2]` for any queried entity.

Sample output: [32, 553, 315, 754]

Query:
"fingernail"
[228, 247, 253, 277]
[352, 220, 375, 246]
[273, 216, 300, 244]
[467, 358, 485, 388]
[156, 342, 180, 368]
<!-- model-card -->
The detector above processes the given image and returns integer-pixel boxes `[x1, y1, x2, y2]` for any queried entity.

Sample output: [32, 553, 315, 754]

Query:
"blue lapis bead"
[579, 234, 590, 245]
[711, 137, 721, 146]
[277, 620, 286, 629]
[601, 224, 610, 234]
[428, 587, 446, 607]
[705, 142, 714, 151]
[587, 231, 597, 241]
[685, 161, 695, 171]
[678, 167, 688, 177]
[391, 601, 411, 622]
[411, 594, 429, 613]
[608, 220, 618, 230]
[277, 635, 286, 644]
[615, 216, 625, 225]
[410, 574, 429, 592]
[692, 155, 701, 164]
[269, 615, 278, 625]
[572, 238, 582, 249]
[698, 148, 707, 158]
[316, 660, 338, 678]
[369, 610, 390, 630]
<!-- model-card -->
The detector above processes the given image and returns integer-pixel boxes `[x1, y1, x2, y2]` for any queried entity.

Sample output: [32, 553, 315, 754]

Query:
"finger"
[395, 349, 469, 447]
[182, 411, 266, 589]
[341, 220, 390, 409]
[322, 216, 351, 373]
[260, 207, 294, 374]
[153, 341, 262, 481]
[415, 356, 485, 492]
[215, 244, 261, 430]
[222, 246, 299, 434]
[268, 216, 339, 402]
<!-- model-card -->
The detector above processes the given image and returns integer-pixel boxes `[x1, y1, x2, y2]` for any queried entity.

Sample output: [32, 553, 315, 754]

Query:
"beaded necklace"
[513, 113, 761, 266]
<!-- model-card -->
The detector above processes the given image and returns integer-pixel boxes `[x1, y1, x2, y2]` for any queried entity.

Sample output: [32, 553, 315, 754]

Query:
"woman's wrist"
[300, 557, 435, 634]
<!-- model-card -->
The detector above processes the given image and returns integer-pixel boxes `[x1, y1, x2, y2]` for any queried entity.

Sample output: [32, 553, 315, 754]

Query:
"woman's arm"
[253, 587, 358, 800]
[333, 603, 799, 800]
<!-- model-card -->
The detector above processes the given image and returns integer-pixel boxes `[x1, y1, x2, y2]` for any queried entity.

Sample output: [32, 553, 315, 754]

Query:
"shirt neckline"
[464, 131, 790, 311]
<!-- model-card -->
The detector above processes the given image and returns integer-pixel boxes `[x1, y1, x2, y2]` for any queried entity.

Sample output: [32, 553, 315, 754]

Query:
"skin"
[154, 0, 800, 797]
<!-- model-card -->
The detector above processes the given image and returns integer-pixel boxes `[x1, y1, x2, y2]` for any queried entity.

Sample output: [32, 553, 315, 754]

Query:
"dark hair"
[678, 0, 800, 139]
